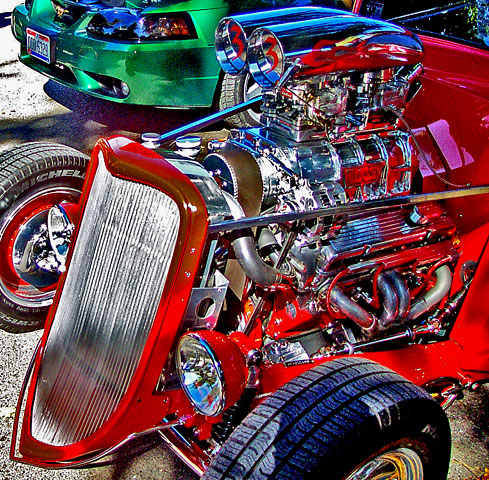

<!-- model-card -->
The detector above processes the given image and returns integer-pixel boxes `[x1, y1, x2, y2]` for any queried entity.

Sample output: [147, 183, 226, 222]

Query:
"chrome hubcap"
[346, 448, 423, 480]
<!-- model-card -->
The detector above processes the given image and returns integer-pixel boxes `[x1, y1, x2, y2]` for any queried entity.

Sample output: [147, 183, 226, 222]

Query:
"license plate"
[26, 28, 51, 63]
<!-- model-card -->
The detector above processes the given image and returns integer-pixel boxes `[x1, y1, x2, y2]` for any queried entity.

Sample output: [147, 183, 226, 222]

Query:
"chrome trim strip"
[14, 421, 184, 469]
[208, 185, 489, 233]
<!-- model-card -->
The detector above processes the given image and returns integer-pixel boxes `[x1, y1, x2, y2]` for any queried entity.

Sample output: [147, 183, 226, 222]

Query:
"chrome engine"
[191, 11, 460, 352]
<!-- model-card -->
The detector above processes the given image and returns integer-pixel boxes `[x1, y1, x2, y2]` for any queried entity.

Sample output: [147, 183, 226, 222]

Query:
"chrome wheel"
[346, 448, 424, 480]
[0, 186, 80, 309]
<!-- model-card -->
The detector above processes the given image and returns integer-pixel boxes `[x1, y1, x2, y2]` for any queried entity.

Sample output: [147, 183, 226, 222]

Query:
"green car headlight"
[135, 15, 195, 40]
[87, 10, 196, 41]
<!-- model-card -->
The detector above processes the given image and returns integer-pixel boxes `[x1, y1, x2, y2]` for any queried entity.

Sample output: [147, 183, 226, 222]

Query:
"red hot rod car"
[1, 0, 489, 478]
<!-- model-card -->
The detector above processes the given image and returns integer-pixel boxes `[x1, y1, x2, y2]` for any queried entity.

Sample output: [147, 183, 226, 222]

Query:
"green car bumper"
[11, 1, 228, 108]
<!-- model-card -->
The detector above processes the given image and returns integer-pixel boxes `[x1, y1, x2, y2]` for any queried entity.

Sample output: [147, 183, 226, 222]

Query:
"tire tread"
[219, 74, 261, 129]
[204, 358, 450, 480]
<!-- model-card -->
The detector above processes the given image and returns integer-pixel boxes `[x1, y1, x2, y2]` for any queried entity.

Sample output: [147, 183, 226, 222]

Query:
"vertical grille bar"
[32, 158, 180, 446]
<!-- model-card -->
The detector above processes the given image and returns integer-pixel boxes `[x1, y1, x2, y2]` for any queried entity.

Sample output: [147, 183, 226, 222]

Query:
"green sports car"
[11, 0, 350, 126]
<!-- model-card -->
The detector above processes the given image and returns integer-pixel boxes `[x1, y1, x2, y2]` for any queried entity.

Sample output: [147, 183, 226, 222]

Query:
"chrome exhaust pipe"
[247, 15, 424, 87]
[408, 265, 452, 320]
[329, 272, 400, 335]
[215, 7, 352, 75]
[385, 270, 411, 322]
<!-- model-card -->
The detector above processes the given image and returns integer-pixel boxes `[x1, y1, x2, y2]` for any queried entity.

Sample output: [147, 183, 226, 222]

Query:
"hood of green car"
[103, 0, 228, 10]
[70, 0, 227, 10]
[73, 0, 318, 14]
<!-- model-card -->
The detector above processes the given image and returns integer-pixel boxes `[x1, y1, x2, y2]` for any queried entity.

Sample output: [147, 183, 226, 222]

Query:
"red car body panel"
[404, 35, 489, 376]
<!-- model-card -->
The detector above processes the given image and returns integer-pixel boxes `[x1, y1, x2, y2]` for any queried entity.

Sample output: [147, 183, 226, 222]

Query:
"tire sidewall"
[0, 163, 86, 215]
[239, 73, 262, 127]
[204, 359, 451, 480]
[220, 73, 262, 128]
[0, 157, 87, 330]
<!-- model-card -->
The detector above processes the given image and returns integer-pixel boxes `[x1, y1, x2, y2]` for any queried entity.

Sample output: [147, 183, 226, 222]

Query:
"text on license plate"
[26, 28, 51, 63]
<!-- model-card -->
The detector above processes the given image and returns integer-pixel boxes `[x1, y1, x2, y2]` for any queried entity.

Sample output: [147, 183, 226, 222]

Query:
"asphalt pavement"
[0, 1, 488, 478]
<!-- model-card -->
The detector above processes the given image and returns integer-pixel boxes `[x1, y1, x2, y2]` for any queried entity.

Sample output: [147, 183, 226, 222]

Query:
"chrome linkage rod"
[158, 96, 263, 145]
[209, 184, 489, 234]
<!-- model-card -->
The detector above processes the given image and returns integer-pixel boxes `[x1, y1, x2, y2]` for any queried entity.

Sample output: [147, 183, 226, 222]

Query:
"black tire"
[204, 357, 451, 480]
[0, 142, 88, 333]
[219, 73, 262, 129]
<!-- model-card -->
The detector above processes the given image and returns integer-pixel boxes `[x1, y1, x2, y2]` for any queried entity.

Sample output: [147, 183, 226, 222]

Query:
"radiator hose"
[223, 193, 289, 287]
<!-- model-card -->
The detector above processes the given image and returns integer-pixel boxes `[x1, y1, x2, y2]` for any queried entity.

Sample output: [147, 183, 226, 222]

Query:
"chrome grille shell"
[31, 156, 180, 446]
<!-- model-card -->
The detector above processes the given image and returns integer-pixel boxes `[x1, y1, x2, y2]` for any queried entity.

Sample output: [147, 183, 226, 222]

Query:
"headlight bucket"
[176, 331, 247, 416]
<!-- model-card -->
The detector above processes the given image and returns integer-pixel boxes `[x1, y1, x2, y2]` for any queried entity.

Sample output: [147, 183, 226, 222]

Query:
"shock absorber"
[211, 388, 257, 444]
[211, 350, 262, 444]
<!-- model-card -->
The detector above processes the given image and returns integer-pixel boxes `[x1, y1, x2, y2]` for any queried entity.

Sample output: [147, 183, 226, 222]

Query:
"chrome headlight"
[176, 331, 247, 417]
[87, 9, 196, 41]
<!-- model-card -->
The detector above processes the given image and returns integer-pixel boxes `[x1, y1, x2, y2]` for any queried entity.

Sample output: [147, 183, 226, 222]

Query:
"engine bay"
[166, 11, 466, 371]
